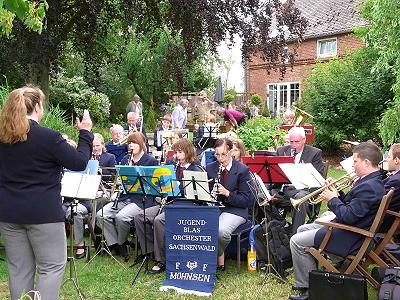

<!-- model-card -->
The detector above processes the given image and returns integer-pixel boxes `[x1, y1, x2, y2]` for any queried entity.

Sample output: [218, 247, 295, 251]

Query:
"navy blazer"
[0, 120, 93, 224]
[99, 151, 116, 179]
[206, 160, 253, 219]
[314, 170, 385, 257]
[380, 171, 400, 231]
[276, 144, 325, 175]
[119, 152, 159, 209]
[105, 141, 128, 164]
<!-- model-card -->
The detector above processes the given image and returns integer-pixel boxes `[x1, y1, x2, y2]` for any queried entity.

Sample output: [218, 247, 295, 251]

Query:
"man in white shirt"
[171, 99, 189, 129]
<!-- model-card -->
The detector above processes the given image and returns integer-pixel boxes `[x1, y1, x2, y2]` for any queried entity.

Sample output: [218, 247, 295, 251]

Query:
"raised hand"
[76, 109, 93, 131]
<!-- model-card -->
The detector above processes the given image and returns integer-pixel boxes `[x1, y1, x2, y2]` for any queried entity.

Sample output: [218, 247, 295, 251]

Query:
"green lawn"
[0, 168, 378, 299]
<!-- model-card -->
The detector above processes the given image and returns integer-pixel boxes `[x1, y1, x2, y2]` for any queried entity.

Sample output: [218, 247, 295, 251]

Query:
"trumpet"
[118, 127, 137, 145]
[290, 174, 356, 210]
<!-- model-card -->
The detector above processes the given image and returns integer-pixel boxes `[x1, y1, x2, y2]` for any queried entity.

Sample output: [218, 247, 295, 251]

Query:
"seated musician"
[272, 126, 324, 235]
[289, 142, 384, 300]
[92, 133, 117, 181]
[97, 132, 158, 262]
[282, 109, 295, 125]
[153, 114, 172, 151]
[123, 111, 146, 136]
[206, 138, 253, 271]
[194, 114, 218, 145]
[380, 143, 400, 232]
[229, 137, 246, 162]
[134, 138, 204, 274]
[105, 124, 128, 164]
[63, 133, 117, 259]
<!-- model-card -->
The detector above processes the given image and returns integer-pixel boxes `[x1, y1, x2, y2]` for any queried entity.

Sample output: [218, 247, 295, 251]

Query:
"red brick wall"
[245, 33, 364, 100]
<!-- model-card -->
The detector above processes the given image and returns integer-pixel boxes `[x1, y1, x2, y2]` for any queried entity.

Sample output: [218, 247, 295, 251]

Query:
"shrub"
[50, 74, 111, 126]
[250, 94, 262, 106]
[41, 105, 78, 141]
[301, 48, 394, 153]
[224, 93, 235, 103]
[237, 116, 287, 151]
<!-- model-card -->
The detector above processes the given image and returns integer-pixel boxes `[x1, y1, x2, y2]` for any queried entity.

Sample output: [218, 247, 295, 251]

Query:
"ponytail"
[0, 86, 45, 144]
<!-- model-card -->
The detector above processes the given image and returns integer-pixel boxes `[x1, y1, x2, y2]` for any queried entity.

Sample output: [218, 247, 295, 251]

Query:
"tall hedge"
[301, 48, 394, 153]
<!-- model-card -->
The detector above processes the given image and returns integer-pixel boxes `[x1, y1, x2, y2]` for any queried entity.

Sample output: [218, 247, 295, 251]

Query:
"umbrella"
[214, 76, 224, 103]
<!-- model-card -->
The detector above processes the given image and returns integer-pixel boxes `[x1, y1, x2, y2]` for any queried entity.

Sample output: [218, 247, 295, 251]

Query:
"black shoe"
[148, 262, 165, 274]
[94, 235, 101, 252]
[289, 290, 308, 300]
[217, 265, 225, 272]
[119, 244, 129, 262]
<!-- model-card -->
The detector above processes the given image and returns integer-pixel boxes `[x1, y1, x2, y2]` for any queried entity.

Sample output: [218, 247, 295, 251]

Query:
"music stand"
[116, 165, 176, 285]
[182, 170, 218, 205]
[82, 175, 127, 271]
[63, 200, 86, 299]
[242, 156, 294, 187]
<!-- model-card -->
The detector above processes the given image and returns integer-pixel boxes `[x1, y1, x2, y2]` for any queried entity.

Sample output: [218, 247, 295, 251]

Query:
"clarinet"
[211, 164, 223, 200]
[111, 152, 132, 210]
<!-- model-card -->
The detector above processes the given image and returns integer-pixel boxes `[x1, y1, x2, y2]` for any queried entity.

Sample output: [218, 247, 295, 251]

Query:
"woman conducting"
[0, 86, 93, 300]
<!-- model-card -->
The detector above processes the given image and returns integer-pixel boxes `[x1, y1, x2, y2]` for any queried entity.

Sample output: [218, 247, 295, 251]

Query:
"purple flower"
[160, 104, 168, 111]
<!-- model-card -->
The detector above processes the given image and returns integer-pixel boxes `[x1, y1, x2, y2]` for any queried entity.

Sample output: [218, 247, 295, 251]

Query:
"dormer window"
[317, 38, 337, 58]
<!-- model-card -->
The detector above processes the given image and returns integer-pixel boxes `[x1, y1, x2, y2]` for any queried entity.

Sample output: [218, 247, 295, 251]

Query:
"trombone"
[290, 174, 356, 210]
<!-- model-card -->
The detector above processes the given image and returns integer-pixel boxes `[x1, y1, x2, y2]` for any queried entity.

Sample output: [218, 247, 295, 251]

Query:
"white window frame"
[317, 37, 337, 58]
[267, 82, 301, 115]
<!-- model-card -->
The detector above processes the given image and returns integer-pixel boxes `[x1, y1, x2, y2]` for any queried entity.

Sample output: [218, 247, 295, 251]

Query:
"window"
[317, 38, 337, 58]
[267, 82, 300, 115]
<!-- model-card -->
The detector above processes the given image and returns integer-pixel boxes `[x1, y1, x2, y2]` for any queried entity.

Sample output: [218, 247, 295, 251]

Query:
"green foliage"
[224, 94, 235, 103]
[359, 0, 400, 148]
[50, 74, 110, 126]
[237, 116, 286, 150]
[250, 94, 262, 106]
[0, 83, 8, 108]
[0, 0, 48, 37]
[261, 103, 270, 117]
[301, 48, 394, 153]
[41, 105, 78, 141]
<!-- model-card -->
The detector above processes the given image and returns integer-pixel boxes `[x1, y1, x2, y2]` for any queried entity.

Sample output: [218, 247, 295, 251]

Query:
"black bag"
[373, 267, 400, 300]
[254, 219, 292, 277]
[309, 271, 367, 300]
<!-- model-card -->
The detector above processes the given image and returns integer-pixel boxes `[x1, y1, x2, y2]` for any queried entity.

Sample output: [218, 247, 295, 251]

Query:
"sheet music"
[340, 156, 355, 175]
[61, 173, 101, 199]
[183, 170, 215, 202]
[279, 163, 325, 190]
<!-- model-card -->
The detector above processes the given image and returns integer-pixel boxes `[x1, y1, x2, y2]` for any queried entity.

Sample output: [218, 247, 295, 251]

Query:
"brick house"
[244, 0, 367, 115]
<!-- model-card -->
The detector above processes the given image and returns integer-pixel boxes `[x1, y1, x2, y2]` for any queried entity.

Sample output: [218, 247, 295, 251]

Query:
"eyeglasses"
[214, 152, 229, 158]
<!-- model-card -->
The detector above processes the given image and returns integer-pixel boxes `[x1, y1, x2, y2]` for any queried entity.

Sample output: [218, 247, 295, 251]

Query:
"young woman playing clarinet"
[96, 132, 158, 262]
[206, 138, 253, 271]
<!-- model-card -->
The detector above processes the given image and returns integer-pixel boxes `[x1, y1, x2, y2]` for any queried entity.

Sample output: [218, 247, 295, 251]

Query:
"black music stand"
[196, 125, 218, 150]
[63, 200, 86, 299]
[242, 156, 294, 187]
[180, 171, 219, 205]
[117, 169, 167, 285]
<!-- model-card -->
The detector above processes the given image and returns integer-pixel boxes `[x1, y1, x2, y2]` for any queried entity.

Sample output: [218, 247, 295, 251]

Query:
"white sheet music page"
[279, 163, 325, 190]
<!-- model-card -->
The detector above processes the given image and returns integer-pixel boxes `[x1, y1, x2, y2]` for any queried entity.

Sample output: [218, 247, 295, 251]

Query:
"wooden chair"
[361, 207, 400, 269]
[306, 188, 395, 289]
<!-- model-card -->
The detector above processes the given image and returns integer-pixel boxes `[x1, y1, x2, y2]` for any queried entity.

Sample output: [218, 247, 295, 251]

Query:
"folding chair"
[306, 188, 395, 289]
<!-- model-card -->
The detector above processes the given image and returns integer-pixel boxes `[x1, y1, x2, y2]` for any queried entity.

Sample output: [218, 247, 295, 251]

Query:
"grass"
[0, 168, 378, 299]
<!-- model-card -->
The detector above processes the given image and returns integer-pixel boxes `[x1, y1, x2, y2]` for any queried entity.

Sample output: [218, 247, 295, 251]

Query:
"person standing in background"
[171, 99, 189, 129]
[0, 86, 93, 300]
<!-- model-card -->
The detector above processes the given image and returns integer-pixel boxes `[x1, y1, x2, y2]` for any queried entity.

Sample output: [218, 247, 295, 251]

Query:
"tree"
[358, 0, 400, 147]
[0, 0, 48, 37]
[301, 48, 394, 153]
